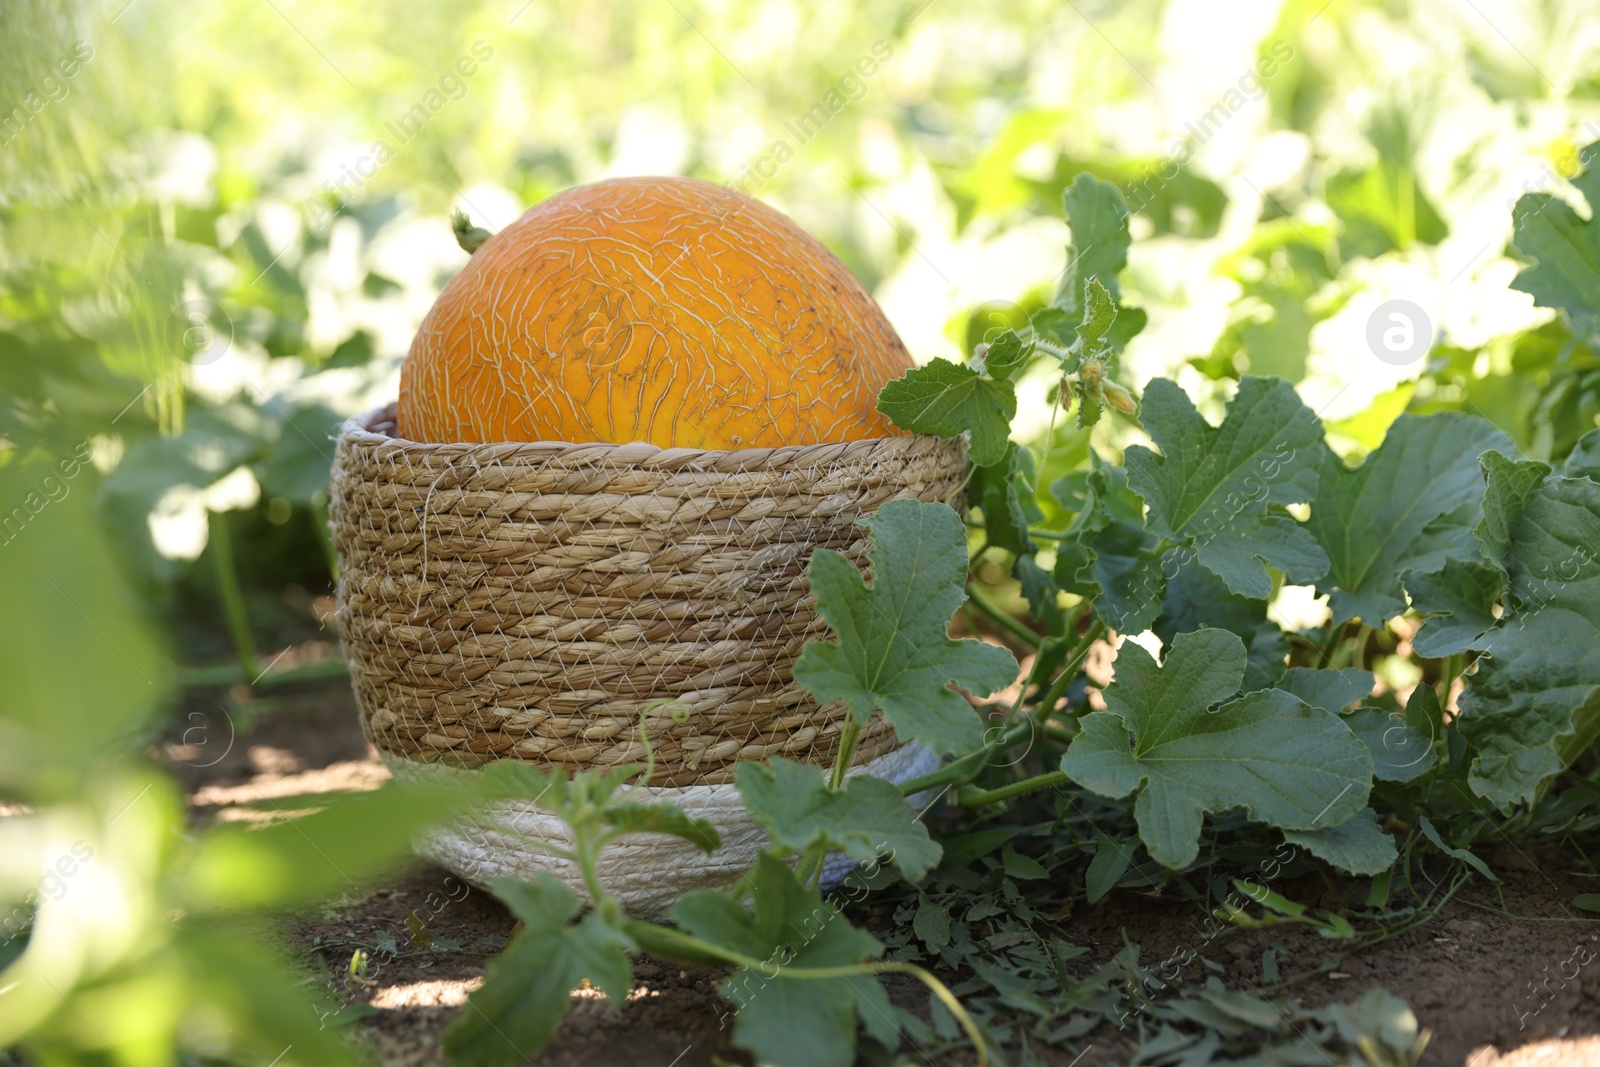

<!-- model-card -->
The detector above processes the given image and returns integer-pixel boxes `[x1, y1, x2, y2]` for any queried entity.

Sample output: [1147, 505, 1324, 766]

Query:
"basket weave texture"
[329, 404, 968, 787]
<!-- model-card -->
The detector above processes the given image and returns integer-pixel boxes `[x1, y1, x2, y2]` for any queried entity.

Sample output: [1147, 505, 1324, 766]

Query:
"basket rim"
[338, 401, 965, 473]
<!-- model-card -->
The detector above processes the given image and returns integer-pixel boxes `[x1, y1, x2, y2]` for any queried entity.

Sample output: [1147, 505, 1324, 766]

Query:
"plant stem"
[896, 615, 1103, 800]
[897, 720, 1034, 796]
[794, 848, 824, 889]
[884, 961, 988, 1065]
[794, 717, 867, 887]
[966, 584, 1042, 649]
[1037, 404, 1060, 489]
[209, 509, 261, 682]
[1315, 621, 1345, 668]
[957, 769, 1072, 808]
[1033, 338, 1074, 362]
[573, 830, 621, 926]
[1345, 623, 1375, 670]
[311, 492, 339, 584]
[179, 656, 348, 689]
[828, 718, 862, 792]
[1437, 653, 1464, 706]
[1034, 661, 1077, 718]
[629, 925, 989, 1067]
[1043, 722, 1078, 746]
[1034, 617, 1106, 719]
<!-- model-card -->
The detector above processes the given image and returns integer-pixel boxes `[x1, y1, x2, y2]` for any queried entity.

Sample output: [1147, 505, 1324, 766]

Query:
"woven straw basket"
[329, 403, 967, 916]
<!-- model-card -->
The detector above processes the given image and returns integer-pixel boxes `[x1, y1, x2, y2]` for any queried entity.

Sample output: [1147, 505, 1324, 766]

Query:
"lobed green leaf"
[1283, 810, 1397, 876]
[1060, 629, 1373, 868]
[672, 854, 891, 1067]
[794, 500, 1019, 755]
[1459, 470, 1600, 808]
[1511, 139, 1600, 332]
[1308, 413, 1512, 626]
[1403, 559, 1501, 658]
[1273, 667, 1372, 713]
[876, 358, 1015, 466]
[735, 757, 941, 882]
[444, 875, 634, 1066]
[1475, 449, 1551, 581]
[1125, 377, 1327, 599]
[1055, 172, 1133, 310]
[1155, 562, 1287, 692]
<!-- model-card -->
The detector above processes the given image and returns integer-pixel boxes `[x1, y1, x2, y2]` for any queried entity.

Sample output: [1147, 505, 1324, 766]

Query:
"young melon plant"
[444, 170, 1600, 1067]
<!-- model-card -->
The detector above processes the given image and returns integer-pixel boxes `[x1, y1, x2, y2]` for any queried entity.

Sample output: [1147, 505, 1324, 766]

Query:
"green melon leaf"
[1565, 428, 1600, 480]
[1060, 629, 1372, 868]
[1274, 667, 1373, 713]
[973, 443, 1038, 556]
[1327, 164, 1448, 259]
[735, 757, 941, 882]
[1403, 559, 1502, 658]
[255, 402, 340, 505]
[1343, 706, 1437, 783]
[1475, 450, 1552, 580]
[1073, 378, 1106, 430]
[672, 854, 890, 1067]
[1190, 513, 1330, 601]
[794, 499, 1019, 755]
[601, 803, 722, 852]
[1085, 833, 1134, 903]
[980, 328, 1034, 382]
[444, 875, 634, 1067]
[477, 762, 721, 853]
[1405, 680, 1445, 739]
[1051, 452, 1147, 526]
[1057, 172, 1133, 308]
[1511, 140, 1600, 332]
[1124, 377, 1328, 598]
[1459, 473, 1600, 809]
[1053, 517, 1164, 634]
[1047, 456, 1164, 633]
[1308, 413, 1513, 627]
[1417, 816, 1500, 882]
[877, 358, 1015, 466]
[1076, 277, 1118, 351]
[1155, 561, 1288, 692]
[1013, 554, 1066, 636]
[1283, 809, 1397, 876]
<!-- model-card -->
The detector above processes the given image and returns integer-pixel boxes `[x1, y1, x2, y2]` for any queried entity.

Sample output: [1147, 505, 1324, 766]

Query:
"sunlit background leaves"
[4, 0, 1600, 1061]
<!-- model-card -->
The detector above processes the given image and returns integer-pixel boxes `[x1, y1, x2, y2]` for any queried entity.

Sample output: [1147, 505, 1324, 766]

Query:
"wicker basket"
[329, 403, 967, 914]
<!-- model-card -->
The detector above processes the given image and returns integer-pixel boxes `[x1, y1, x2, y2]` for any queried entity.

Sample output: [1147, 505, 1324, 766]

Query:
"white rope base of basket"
[382, 743, 941, 919]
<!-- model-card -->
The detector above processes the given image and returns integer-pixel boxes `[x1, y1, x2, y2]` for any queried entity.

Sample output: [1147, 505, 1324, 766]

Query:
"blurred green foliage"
[4, 0, 1600, 1060]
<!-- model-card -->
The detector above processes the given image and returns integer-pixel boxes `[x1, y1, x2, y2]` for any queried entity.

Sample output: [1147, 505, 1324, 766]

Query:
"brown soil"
[1054, 864, 1600, 1066]
[164, 680, 1600, 1067]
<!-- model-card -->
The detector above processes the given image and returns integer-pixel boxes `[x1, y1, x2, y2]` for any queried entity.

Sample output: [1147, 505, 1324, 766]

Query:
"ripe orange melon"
[397, 176, 914, 450]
